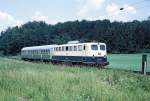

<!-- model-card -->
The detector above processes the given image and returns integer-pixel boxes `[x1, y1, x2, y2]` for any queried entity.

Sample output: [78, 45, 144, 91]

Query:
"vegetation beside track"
[0, 57, 150, 101]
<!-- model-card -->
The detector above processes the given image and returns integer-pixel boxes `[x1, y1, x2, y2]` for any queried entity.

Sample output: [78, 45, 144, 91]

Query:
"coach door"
[82, 44, 87, 63]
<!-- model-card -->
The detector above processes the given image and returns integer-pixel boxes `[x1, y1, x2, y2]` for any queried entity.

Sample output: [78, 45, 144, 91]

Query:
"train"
[21, 41, 109, 67]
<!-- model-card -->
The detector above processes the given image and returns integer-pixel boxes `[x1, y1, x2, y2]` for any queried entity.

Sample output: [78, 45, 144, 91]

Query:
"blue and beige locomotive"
[21, 41, 109, 66]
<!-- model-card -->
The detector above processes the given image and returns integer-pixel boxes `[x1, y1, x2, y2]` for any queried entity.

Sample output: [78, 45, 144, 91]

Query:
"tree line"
[0, 19, 150, 55]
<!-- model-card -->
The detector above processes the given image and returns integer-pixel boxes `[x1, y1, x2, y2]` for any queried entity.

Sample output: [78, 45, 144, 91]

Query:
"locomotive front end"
[89, 43, 109, 66]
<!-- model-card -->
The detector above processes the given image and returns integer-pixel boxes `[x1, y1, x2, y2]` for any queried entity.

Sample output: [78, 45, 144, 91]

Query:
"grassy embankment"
[0, 57, 150, 101]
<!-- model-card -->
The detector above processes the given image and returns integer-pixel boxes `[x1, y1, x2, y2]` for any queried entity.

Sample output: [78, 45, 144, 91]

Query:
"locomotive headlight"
[98, 52, 101, 55]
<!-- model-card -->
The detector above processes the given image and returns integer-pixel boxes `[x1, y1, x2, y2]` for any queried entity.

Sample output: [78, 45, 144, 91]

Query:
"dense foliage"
[0, 19, 150, 55]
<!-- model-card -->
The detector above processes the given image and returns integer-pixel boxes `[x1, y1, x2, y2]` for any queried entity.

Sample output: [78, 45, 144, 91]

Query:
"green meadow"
[107, 54, 150, 72]
[0, 56, 150, 101]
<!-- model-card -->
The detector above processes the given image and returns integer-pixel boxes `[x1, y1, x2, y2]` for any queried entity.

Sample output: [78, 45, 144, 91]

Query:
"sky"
[0, 0, 150, 32]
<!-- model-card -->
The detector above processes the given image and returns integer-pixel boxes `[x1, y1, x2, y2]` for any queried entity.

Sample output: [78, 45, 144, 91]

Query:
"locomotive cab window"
[100, 45, 105, 50]
[91, 45, 98, 50]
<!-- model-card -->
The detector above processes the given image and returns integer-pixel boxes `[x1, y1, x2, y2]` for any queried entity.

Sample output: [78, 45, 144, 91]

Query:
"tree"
[148, 16, 150, 21]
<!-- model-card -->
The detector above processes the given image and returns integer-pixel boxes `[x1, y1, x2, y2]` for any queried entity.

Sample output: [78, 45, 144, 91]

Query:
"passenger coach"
[21, 41, 109, 66]
[21, 45, 56, 60]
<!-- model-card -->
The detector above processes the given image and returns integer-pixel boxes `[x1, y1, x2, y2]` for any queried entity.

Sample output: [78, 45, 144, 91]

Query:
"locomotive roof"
[59, 42, 106, 46]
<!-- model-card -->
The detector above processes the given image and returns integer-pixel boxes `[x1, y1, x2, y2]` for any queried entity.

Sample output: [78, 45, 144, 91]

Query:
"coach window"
[47, 50, 49, 54]
[91, 45, 98, 50]
[56, 47, 58, 51]
[42, 50, 44, 54]
[62, 46, 65, 51]
[68, 46, 71, 51]
[68, 46, 70, 51]
[69, 46, 73, 51]
[58, 47, 61, 51]
[74, 46, 77, 51]
[54, 48, 55, 51]
[45, 50, 47, 54]
[78, 45, 82, 51]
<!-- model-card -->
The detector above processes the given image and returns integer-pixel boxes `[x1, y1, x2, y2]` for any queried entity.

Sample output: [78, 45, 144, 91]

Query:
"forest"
[0, 19, 150, 55]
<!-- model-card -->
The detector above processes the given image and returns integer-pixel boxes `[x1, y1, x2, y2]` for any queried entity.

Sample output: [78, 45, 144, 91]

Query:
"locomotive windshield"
[91, 45, 98, 50]
[100, 45, 105, 50]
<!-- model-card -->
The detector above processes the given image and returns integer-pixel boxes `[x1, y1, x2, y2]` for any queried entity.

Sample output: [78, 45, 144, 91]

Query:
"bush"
[0, 51, 4, 56]
[136, 49, 150, 53]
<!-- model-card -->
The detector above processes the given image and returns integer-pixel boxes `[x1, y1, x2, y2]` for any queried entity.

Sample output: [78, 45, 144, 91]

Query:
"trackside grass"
[0, 57, 150, 101]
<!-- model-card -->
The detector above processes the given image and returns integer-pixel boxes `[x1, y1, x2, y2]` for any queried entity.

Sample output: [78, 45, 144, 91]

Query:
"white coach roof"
[22, 45, 57, 51]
